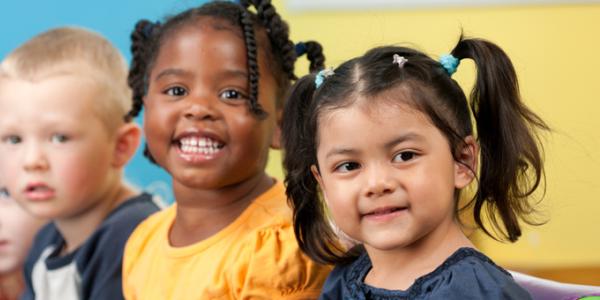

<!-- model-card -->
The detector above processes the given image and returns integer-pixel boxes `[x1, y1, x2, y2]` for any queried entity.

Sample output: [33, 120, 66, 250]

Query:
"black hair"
[282, 36, 549, 265]
[127, 0, 325, 163]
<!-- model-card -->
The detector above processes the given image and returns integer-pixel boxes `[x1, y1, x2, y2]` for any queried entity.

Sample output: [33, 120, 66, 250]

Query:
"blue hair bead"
[439, 54, 460, 76]
[295, 42, 307, 56]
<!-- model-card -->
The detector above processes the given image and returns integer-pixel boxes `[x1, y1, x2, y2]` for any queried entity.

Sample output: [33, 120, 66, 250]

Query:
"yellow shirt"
[123, 182, 330, 300]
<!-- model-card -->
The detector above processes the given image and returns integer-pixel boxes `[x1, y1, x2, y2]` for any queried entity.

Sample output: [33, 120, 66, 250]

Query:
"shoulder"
[24, 223, 60, 273]
[416, 248, 532, 300]
[77, 194, 162, 260]
[319, 253, 368, 300]
[233, 214, 331, 299]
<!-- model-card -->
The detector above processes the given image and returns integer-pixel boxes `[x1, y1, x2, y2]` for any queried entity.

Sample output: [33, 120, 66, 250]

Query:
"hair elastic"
[439, 54, 460, 75]
[142, 21, 160, 38]
[295, 42, 307, 56]
[315, 68, 334, 88]
[392, 54, 408, 68]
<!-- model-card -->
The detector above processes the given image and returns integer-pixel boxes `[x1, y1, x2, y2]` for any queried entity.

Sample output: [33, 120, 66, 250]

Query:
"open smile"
[173, 135, 225, 162]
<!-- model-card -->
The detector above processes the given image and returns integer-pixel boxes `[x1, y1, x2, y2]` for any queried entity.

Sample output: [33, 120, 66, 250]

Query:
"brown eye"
[164, 86, 187, 97]
[393, 151, 416, 162]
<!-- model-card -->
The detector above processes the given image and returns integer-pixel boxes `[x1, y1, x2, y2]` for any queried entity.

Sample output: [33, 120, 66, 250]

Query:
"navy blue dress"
[319, 247, 532, 300]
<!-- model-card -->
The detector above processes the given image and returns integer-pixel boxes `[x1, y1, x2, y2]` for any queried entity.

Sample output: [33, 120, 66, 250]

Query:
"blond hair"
[0, 27, 132, 133]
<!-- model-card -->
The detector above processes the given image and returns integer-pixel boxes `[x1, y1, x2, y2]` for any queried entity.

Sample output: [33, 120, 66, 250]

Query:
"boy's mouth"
[176, 136, 224, 156]
[23, 182, 56, 201]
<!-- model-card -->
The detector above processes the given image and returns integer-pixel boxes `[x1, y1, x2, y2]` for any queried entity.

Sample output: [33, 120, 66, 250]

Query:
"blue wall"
[0, 1, 210, 203]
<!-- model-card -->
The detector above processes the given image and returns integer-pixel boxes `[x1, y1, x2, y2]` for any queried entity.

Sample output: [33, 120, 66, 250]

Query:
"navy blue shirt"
[22, 193, 161, 300]
[320, 247, 532, 300]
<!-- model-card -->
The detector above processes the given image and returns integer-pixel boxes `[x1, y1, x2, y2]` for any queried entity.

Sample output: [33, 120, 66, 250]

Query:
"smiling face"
[0, 75, 119, 220]
[313, 98, 474, 253]
[0, 193, 45, 274]
[143, 17, 280, 190]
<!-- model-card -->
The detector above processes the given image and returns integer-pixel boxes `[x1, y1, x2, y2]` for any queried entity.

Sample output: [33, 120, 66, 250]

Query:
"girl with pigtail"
[122, 1, 330, 299]
[282, 36, 548, 299]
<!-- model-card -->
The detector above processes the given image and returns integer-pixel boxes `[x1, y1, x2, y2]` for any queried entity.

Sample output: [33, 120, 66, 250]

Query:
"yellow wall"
[266, 2, 600, 269]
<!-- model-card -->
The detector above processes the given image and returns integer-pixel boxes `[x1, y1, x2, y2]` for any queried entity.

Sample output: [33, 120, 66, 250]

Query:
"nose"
[364, 165, 397, 198]
[23, 142, 49, 172]
[183, 94, 219, 121]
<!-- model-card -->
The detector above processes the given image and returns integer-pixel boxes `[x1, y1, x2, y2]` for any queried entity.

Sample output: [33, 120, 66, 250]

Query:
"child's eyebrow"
[153, 68, 190, 81]
[324, 132, 424, 159]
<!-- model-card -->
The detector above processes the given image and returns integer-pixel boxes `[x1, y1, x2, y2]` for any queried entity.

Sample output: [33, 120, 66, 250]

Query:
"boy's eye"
[393, 151, 416, 162]
[334, 162, 360, 173]
[164, 86, 187, 97]
[2, 135, 21, 144]
[219, 89, 247, 101]
[51, 134, 69, 144]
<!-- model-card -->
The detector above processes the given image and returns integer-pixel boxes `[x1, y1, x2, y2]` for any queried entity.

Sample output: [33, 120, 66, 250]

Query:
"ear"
[111, 123, 142, 168]
[270, 108, 283, 149]
[454, 136, 478, 189]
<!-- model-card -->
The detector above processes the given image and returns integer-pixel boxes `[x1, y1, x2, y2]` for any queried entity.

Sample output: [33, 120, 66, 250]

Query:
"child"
[0, 188, 45, 300]
[282, 37, 549, 299]
[0, 27, 161, 299]
[123, 0, 330, 299]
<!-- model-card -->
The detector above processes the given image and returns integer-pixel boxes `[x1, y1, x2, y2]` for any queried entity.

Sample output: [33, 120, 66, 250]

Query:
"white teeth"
[179, 136, 223, 155]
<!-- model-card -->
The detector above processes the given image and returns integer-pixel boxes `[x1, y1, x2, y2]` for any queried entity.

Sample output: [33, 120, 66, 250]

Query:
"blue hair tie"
[315, 68, 334, 88]
[295, 42, 307, 57]
[439, 54, 460, 75]
[142, 21, 160, 38]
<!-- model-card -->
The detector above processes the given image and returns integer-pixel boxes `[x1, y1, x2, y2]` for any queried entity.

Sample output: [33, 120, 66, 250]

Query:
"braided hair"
[128, 0, 325, 162]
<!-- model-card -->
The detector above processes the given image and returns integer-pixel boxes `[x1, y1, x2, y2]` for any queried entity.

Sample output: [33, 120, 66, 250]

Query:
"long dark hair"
[127, 0, 325, 162]
[282, 36, 548, 265]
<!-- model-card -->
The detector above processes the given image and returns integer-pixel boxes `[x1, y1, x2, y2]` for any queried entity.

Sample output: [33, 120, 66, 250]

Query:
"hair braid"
[239, 9, 266, 118]
[127, 19, 156, 120]
[250, 0, 297, 80]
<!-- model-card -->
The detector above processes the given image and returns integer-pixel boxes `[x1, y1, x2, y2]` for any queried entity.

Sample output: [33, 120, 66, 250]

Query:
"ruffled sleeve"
[231, 224, 331, 300]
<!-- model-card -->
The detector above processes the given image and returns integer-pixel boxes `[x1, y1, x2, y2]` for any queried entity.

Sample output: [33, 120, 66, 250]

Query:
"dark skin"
[143, 18, 281, 246]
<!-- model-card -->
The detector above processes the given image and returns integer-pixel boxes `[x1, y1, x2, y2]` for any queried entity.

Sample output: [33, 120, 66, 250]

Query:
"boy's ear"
[454, 136, 478, 189]
[111, 123, 142, 168]
[270, 109, 282, 149]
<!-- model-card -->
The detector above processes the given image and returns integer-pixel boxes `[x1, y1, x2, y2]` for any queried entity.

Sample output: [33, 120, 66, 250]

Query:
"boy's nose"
[23, 144, 49, 172]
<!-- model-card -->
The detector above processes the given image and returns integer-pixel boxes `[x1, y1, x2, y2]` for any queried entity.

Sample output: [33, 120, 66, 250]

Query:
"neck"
[54, 180, 133, 254]
[169, 171, 274, 247]
[364, 220, 474, 290]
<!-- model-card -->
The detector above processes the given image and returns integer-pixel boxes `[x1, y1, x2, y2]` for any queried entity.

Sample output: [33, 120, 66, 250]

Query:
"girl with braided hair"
[122, 1, 330, 299]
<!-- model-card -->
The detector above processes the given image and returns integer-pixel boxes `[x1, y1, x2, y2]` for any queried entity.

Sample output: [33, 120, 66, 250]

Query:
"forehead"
[0, 75, 106, 127]
[152, 17, 273, 79]
[317, 99, 435, 144]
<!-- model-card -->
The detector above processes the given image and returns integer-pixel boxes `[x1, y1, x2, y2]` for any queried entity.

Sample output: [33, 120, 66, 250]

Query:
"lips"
[23, 182, 56, 201]
[362, 205, 408, 221]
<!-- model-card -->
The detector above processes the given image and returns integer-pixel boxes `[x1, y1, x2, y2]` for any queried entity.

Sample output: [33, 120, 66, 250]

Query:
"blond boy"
[0, 27, 160, 299]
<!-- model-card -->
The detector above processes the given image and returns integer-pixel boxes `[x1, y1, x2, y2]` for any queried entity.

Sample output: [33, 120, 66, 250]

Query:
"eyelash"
[2, 135, 22, 144]
[219, 89, 248, 101]
[163, 86, 187, 97]
[50, 134, 69, 144]
[393, 151, 417, 162]
[334, 161, 361, 173]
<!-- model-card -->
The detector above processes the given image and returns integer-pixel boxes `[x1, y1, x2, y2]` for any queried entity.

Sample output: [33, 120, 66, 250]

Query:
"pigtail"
[247, 0, 297, 80]
[451, 37, 549, 242]
[282, 76, 351, 265]
[296, 41, 326, 73]
[126, 19, 156, 120]
[239, 9, 266, 118]
[128, 19, 159, 163]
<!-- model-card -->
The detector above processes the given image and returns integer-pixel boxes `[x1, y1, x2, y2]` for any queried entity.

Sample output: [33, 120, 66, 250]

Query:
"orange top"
[123, 182, 331, 300]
